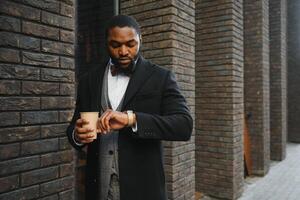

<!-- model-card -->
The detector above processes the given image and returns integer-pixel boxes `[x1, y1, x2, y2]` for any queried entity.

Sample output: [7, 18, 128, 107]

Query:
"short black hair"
[105, 15, 141, 39]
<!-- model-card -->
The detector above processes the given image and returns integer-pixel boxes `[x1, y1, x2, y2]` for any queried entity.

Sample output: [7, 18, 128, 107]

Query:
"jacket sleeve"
[132, 71, 193, 141]
[66, 78, 86, 151]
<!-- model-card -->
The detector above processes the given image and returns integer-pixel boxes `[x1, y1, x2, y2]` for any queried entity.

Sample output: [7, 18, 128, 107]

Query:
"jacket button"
[109, 150, 113, 155]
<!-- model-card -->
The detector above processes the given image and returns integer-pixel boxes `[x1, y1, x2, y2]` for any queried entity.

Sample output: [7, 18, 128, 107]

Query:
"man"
[67, 15, 193, 200]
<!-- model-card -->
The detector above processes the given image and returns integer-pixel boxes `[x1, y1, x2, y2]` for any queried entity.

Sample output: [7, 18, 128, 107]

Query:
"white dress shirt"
[107, 64, 130, 110]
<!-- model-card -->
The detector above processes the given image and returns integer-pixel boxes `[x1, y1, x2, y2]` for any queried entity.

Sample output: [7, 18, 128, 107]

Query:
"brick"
[0, 112, 20, 126]
[60, 30, 75, 43]
[59, 0, 74, 6]
[59, 110, 73, 122]
[0, 126, 40, 143]
[59, 189, 73, 200]
[0, 185, 39, 200]
[22, 21, 60, 40]
[60, 2, 75, 17]
[0, 1, 40, 21]
[39, 194, 59, 200]
[42, 11, 74, 30]
[21, 138, 59, 155]
[0, 80, 21, 95]
[41, 68, 75, 82]
[40, 176, 73, 196]
[0, 32, 40, 51]
[59, 163, 73, 177]
[0, 156, 40, 175]
[0, 97, 40, 111]
[41, 150, 73, 167]
[15, 0, 60, 13]
[23, 52, 59, 67]
[60, 57, 75, 69]
[41, 97, 74, 109]
[59, 176, 74, 191]
[22, 81, 59, 95]
[0, 32, 18, 47]
[41, 124, 68, 138]
[0, 15, 21, 32]
[40, 179, 61, 196]
[60, 83, 75, 95]
[59, 137, 71, 150]
[42, 40, 74, 56]
[0, 64, 40, 80]
[21, 111, 59, 125]
[0, 143, 20, 160]
[0, 48, 20, 63]
[21, 166, 59, 187]
[0, 175, 19, 193]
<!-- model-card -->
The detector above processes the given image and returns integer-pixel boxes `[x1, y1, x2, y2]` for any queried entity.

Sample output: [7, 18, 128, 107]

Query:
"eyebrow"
[109, 39, 137, 44]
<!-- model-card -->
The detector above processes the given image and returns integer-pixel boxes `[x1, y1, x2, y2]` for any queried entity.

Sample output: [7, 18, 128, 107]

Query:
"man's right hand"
[74, 118, 96, 144]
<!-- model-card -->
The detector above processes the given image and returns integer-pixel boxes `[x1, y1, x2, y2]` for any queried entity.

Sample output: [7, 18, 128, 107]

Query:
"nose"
[119, 45, 128, 57]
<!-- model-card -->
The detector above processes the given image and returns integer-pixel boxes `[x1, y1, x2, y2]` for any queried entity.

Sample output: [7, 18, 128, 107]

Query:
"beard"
[109, 51, 140, 71]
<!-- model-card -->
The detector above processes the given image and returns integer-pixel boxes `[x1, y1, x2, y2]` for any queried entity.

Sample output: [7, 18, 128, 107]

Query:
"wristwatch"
[126, 110, 134, 127]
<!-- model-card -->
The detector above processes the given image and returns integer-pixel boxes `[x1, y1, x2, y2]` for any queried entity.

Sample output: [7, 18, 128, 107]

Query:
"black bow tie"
[111, 65, 132, 76]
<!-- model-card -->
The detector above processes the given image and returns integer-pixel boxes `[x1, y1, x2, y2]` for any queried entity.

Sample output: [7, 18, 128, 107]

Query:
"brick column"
[121, 1, 196, 199]
[269, 0, 287, 161]
[244, 0, 270, 175]
[0, 0, 76, 199]
[195, 1, 244, 199]
[287, 0, 300, 143]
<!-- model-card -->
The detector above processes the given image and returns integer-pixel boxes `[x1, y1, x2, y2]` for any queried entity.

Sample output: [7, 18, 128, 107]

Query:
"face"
[107, 26, 141, 68]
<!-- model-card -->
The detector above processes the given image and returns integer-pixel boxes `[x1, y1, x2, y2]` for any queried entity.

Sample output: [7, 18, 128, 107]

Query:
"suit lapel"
[122, 56, 155, 110]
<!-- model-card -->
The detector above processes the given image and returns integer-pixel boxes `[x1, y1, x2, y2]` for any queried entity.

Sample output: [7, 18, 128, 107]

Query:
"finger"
[100, 110, 112, 132]
[76, 132, 96, 140]
[81, 138, 95, 144]
[76, 127, 94, 134]
[76, 118, 89, 127]
[104, 112, 114, 132]
[97, 118, 106, 134]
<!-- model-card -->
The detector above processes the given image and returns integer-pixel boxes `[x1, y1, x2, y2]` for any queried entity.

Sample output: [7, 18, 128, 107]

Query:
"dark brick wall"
[244, 0, 270, 175]
[0, 0, 76, 199]
[288, 0, 300, 143]
[195, 0, 244, 199]
[76, 0, 114, 76]
[121, 1, 196, 199]
[269, 0, 287, 161]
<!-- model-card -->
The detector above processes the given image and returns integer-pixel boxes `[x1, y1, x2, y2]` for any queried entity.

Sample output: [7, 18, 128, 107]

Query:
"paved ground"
[239, 143, 300, 200]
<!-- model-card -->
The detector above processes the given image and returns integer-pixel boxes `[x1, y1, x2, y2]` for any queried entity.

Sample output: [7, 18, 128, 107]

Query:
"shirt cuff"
[72, 129, 84, 146]
[131, 122, 138, 132]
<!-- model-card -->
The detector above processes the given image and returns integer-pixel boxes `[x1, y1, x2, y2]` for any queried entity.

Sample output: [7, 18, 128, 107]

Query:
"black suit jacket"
[66, 56, 193, 200]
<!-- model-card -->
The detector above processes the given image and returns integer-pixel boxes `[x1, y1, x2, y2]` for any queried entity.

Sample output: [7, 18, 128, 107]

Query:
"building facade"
[0, 0, 299, 200]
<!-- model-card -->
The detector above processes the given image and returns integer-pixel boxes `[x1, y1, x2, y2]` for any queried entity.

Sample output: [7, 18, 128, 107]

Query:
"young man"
[67, 15, 193, 200]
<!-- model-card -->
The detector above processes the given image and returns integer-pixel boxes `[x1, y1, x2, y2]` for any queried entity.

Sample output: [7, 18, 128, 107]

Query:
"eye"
[110, 41, 121, 48]
[127, 41, 137, 48]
